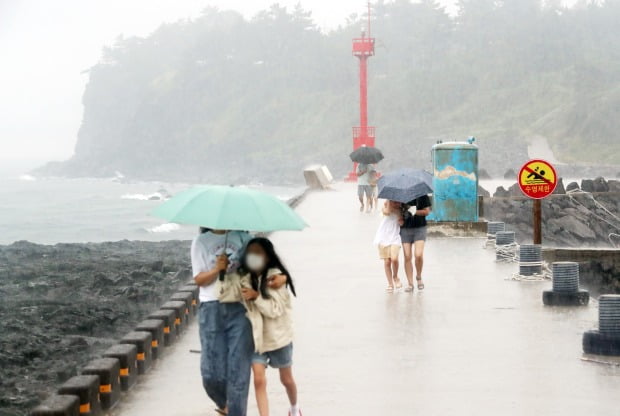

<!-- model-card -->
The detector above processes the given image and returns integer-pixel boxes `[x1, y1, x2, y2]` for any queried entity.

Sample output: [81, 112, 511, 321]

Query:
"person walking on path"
[373, 200, 402, 292]
[399, 195, 432, 292]
[191, 228, 286, 416]
[238, 238, 302, 416]
[368, 166, 379, 212]
[357, 163, 373, 212]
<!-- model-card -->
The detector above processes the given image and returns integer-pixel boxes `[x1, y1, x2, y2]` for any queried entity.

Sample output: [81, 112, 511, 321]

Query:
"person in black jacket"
[398, 195, 432, 292]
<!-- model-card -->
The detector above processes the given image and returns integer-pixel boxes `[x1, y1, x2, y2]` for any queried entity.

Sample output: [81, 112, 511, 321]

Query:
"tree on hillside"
[39, 0, 620, 183]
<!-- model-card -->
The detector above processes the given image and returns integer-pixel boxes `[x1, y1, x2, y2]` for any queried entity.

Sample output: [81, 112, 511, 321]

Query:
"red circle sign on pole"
[518, 159, 558, 199]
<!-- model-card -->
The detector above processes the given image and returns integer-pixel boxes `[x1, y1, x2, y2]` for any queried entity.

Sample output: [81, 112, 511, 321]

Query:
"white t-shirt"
[373, 213, 402, 246]
[191, 231, 252, 303]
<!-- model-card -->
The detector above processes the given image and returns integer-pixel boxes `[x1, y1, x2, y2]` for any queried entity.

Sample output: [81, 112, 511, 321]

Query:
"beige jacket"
[217, 269, 293, 354]
[253, 269, 293, 353]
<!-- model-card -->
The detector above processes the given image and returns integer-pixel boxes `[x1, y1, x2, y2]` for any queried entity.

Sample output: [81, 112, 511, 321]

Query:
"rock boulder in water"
[508, 182, 522, 197]
[581, 179, 595, 192]
[608, 180, 620, 193]
[478, 168, 491, 180]
[592, 176, 609, 192]
[503, 168, 517, 179]
[553, 177, 566, 194]
[566, 181, 580, 192]
[478, 185, 490, 197]
[493, 186, 510, 197]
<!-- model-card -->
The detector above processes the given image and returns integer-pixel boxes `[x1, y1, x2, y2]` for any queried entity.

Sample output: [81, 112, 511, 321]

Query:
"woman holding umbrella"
[153, 185, 306, 416]
[376, 169, 433, 292]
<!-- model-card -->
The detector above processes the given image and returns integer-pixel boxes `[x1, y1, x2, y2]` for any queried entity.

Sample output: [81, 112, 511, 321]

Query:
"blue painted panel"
[429, 143, 478, 222]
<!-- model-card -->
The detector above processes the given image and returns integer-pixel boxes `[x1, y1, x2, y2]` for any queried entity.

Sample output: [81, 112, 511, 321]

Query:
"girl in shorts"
[239, 238, 301, 416]
[373, 200, 402, 292]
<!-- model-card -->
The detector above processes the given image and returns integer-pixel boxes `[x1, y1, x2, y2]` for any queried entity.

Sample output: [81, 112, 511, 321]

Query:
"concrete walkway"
[111, 182, 620, 416]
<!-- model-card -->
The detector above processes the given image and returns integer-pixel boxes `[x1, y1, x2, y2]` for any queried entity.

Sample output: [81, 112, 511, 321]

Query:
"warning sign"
[518, 159, 557, 199]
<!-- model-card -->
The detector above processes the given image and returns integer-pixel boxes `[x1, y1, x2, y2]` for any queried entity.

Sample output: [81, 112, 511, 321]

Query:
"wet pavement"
[112, 182, 620, 416]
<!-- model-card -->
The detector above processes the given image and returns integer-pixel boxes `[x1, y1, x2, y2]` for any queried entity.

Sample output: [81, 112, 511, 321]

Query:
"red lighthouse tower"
[346, 2, 376, 182]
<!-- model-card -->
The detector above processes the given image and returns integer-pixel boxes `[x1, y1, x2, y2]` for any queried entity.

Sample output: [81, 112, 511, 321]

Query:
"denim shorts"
[400, 226, 427, 243]
[252, 343, 293, 368]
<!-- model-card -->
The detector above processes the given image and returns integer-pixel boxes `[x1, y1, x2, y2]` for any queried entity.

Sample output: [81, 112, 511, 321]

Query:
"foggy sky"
[0, 0, 578, 170]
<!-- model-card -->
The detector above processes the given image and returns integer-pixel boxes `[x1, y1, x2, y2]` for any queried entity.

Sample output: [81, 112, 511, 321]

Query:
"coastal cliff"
[35, 3, 620, 183]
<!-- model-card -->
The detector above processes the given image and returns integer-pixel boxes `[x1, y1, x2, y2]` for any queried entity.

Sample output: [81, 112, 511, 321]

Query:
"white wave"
[121, 192, 167, 201]
[18, 174, 36, 181]
[147, 223, 180, 233]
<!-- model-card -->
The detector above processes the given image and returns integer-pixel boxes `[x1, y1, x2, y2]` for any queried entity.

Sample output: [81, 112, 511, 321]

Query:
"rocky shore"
[0, 240, 192, 416]
[482, 177, 620, 247]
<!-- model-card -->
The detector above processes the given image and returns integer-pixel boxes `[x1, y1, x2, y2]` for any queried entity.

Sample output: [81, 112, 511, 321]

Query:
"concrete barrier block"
[120, 331, 153, 375]
[160, 301, 187, 334]
[177, 284, 199, 315]
[30, 394, 80, 416]
[102, 344, 138, 392]
[135, 319, 165, 360]
[81, 358, 120, 410]
[304, 165, 332, 189]
[147, 309, 178, 346]
[169, 292, 193, 323]
[57, 375, 100, 416]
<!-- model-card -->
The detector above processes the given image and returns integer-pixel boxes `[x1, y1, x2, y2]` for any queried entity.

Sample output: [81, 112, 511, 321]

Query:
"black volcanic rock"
[592, 176, 610, 193]
[478, 168, 492, 180]
[0, 240, 192, 416]
[553, 178, 566, 194]
[566, 181, 580, 192]
[581, 179, 595, 192]
[503, 169, 517, 180]
[478, 185, 490, 197]
[493, 186, 510, 197]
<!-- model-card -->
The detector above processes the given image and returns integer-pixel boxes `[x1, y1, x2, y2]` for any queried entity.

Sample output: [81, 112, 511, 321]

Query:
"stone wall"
[482, 192, 620, 248]
[542, 248, 620, 295]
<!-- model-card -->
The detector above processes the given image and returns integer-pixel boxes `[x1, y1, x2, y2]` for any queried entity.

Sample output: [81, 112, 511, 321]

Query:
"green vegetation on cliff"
[39, 1, 620, 183]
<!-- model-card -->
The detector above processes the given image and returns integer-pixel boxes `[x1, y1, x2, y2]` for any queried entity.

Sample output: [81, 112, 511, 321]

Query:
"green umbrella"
[151, 185, 307, 232]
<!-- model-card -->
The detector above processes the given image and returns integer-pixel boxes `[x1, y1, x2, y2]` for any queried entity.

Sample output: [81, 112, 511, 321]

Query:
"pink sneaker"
[288, 409, 302, 416]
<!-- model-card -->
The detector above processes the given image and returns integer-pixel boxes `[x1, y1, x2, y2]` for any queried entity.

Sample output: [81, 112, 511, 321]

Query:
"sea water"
[0, 174, 305, 245]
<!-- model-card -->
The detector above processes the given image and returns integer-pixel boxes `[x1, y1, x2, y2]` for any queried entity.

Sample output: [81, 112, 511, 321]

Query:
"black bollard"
[169, 292, 193, 323]
[160, 301, 187, 334]
[148, 309, 178, 346]
[177, 285, 199, 315]
[30, 394, 80, 416]
[57, 375, 100, 416]
[81, 358, 121, 410]
[135, 319, 165, 360]
[102, 344, 138, 392]
[120, 331, 153, 375]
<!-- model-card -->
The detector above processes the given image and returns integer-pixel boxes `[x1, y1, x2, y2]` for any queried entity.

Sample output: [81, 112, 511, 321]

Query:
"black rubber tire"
[542, 290, 589, 306]
[583, 330, 620, 356]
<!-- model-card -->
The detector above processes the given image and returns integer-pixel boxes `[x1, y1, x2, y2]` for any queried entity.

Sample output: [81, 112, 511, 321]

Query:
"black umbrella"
[349, 146, 384, 164]
[377, 168, 433, 203]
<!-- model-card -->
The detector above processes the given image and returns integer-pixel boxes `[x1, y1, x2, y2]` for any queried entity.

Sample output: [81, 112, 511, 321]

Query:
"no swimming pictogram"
[518, 159, 557, 199]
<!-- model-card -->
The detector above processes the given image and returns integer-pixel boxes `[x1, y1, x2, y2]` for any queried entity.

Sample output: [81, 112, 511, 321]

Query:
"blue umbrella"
[377, 168, 433, 203]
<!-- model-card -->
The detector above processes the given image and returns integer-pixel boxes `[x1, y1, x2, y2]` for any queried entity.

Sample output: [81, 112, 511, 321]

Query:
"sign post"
[517, 159, 558, 245]
[533, 199, 542, 244]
